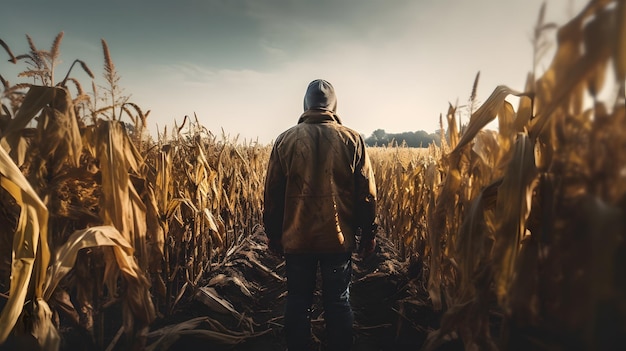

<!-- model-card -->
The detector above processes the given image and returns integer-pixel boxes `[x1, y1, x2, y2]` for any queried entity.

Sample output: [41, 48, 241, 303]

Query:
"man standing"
[263, 79, 378, 351]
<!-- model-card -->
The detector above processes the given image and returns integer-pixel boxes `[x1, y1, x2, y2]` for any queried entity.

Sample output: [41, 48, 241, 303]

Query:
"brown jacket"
[263, 109, 377, 254]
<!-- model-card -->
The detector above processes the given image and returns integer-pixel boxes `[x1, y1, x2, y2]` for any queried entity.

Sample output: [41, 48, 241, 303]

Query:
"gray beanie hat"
[303, 79, 337, 112]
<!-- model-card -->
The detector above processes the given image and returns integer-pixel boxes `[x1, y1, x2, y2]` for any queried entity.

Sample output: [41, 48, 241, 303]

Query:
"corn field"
[1, 0, 625, 350]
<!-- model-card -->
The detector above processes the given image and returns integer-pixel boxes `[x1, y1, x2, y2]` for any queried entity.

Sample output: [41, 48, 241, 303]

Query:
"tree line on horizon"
[364, 128, 441, 148]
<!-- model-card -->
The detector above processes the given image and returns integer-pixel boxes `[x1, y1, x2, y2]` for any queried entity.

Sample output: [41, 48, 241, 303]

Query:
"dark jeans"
[284, 252, 354, 351]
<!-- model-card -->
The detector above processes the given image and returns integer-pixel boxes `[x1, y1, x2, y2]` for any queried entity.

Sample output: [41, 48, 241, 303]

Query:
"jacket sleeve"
[263, 142, 286, 245]
[354, 136, 378, 241]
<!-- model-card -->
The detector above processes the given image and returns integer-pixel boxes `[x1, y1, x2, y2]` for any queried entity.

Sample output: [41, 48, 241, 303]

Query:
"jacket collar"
[297, 109, 343, 125]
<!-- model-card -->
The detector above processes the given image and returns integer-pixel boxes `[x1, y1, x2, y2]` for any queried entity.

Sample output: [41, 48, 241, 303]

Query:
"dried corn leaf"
[472, 130, 499, 169]
[208, 274, 253, 297]
[428, 156, 462, 310]
[0, 85, 55, 159]
[0, 146, 50, 344]
[144, 185, 165, 262]
[446, 103, 458, 150]
[35, 86, 82, 171]
[156, 145, 172, 215]
[583, 5, 615, 97]
[452, 86, 526, 155]
[493, 133, 538, 305]
[530, 0, 614, 139]
[2, 86, 82, 173]
[129, 179, 149, 269]
[43, 225, 155, 327]
[497, 101, 517, 150]
[512, 73, 534, 132]
[455, 180, 499, 296]
[146, 316, 206, 351]
[95, 121, 131, 237]
[203, 208, 224, 246]
[508, 236, 539, 326]
[244, 252, 285, 282]
[14, 298, 60, 351]
[195, 286, 241, 318]
[93, 121, 148, 268]
[146, 316, 256, 351]
[176, 329, 253, 345]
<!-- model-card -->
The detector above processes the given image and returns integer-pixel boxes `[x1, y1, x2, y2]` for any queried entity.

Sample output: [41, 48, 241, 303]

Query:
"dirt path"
[148, 230, 443, 351]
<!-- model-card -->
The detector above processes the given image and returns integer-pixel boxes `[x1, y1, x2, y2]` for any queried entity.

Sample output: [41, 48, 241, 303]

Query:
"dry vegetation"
[0, 0, 625, 350]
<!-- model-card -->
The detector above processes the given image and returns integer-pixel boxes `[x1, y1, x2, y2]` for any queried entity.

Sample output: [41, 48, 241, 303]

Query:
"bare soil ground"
[148, 229, 448, 351]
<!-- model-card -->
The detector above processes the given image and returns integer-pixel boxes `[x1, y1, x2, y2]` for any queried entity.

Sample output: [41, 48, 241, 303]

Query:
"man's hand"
[358, 238, 376, 259]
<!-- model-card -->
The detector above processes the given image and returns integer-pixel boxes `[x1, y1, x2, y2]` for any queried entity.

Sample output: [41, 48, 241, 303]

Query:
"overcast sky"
[2, 0, 584, 143]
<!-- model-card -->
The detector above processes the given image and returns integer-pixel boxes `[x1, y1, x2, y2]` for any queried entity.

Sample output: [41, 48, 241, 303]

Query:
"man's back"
[271, 109, 366, 253]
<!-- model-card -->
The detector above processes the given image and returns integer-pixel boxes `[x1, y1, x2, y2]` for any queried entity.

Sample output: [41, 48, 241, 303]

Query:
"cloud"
[238, 0, 421, 57]
[136, 33, 447, 143]
[6, 0, 588, 145]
